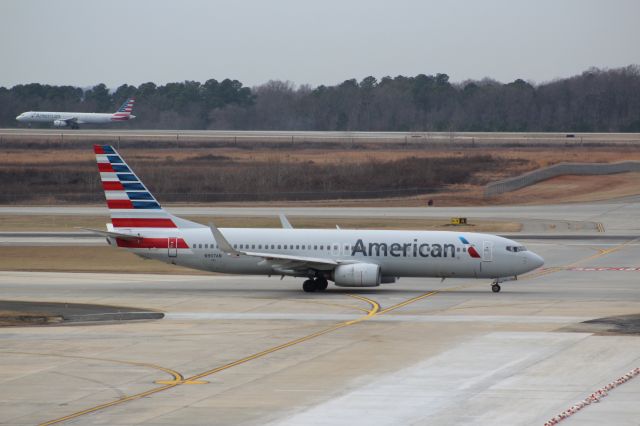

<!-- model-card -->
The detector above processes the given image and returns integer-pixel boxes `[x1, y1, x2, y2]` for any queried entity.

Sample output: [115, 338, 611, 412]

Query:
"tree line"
[1, 65, 639, 131]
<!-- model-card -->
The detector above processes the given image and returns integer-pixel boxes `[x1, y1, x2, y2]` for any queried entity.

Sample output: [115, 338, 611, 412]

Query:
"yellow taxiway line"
[2, 351, 185, 383]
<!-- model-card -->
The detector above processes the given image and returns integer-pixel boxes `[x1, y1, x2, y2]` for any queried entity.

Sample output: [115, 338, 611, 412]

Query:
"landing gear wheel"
[491, 283, 501, 293]
[315, 278, 328, 291]
[303, 279, 316, 293]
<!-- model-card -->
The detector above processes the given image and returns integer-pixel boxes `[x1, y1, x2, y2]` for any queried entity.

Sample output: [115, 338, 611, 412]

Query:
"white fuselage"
[16, 111, 118, 125]
[113, 227, 543, 280]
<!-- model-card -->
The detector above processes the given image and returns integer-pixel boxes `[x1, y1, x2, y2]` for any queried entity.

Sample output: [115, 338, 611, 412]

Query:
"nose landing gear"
[490, 276, 517, 293]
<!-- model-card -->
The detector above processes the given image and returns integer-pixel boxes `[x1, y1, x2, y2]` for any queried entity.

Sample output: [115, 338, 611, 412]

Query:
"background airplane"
[86, 145, 544, 293]
[15, 98, 135, 129]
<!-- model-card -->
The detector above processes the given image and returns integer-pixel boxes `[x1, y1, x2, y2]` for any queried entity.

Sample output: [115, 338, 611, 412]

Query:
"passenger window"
[296, 245, 299, 249]
[278, 245, 281, 249]
[314, 245, 318, 250]
[302, 245, 305, 250]
[271, 244, 275, 249]
[463, 247, 467, 252]
[252, 244, 255, 249]
[320, 245, 323, 250]
[258, 245, 262, 249]
[199, 244, 202, 249]
[284, 245, 288, 249]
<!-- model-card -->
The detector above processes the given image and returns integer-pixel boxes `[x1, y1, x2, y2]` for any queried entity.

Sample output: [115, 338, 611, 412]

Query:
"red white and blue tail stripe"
[94, 145, 203, 230]
[111, 98, 135, 121]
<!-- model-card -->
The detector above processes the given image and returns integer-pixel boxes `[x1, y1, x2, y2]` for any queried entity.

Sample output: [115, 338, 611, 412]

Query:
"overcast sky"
[1, 0, 639, 89]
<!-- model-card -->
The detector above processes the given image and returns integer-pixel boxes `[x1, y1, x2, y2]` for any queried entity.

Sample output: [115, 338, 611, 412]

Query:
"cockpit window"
[506, 245, 527, 252]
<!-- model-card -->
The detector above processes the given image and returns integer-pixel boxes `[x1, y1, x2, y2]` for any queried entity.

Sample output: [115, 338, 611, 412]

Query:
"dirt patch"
[0, 310, 63, 326]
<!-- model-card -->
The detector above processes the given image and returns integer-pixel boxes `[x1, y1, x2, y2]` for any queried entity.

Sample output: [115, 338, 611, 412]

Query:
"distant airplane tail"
[93, 144, 204, 234]
[111, 98, 135, 121]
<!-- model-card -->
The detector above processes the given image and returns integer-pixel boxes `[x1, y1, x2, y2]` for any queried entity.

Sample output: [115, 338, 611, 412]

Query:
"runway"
[1, 235, 639, 425]
[2, 128, 639, 144]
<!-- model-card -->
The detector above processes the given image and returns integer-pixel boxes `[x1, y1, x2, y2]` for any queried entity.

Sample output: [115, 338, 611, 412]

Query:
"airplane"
[85, 145, 544, 293]
[15, 98, 135, 129]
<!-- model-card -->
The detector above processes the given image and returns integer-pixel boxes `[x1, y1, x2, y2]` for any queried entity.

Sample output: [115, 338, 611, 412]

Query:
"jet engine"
[333, 263, 381, 287]
[53, 120, 68, 128]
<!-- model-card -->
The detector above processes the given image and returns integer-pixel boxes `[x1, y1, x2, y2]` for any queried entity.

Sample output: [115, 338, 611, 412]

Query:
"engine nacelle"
[53, 120, 68, 128]
[333, 263, 381, 287]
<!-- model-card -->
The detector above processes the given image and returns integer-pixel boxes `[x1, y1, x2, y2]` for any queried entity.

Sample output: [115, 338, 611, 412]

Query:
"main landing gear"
[302, 277, 328, 293]
[491, 282, 501, 293]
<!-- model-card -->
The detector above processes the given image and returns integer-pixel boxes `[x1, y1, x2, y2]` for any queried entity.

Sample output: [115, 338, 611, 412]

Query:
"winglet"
[279, 214, 293, 229]
[209, 223, 240, 255]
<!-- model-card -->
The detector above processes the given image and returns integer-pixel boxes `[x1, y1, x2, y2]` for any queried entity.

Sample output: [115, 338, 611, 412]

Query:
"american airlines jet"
[86, 145, 544, 293]
[15, 98, 135, 129]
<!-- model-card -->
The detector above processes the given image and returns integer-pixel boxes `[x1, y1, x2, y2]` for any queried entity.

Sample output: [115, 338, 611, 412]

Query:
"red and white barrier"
[568, 267, 640, 272]
[543, 367, 640, 425]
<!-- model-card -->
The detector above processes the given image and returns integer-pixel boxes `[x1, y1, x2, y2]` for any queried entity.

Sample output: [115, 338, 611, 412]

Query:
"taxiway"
[1, 234, 639, 425]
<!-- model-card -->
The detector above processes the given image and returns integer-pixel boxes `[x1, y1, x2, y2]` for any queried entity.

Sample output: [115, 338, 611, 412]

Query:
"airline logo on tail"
[94, 144, 176, 228]
[111, 98, 135, 121]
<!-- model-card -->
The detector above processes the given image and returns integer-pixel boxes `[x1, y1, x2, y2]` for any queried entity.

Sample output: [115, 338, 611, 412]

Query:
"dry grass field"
[0, 246, 206, 274]
[1, 138, 639, 206]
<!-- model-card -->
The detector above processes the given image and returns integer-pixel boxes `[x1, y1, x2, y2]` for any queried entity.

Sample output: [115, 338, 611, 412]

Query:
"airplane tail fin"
[111, 98, 135, 121]
[93, 144, 204, 230]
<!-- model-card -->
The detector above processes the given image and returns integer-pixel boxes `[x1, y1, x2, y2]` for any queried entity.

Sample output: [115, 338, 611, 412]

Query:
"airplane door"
[168, 237, 178, 257]
[482, 241, 493, 262]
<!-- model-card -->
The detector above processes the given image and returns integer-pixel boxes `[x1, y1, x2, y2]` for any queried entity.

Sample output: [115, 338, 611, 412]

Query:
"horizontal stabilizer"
[81, 227, 142, 241]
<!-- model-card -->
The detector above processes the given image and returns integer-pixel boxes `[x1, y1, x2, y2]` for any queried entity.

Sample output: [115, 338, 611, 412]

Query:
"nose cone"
[16, 114, 23, 121]
[529, 252, 544, 269]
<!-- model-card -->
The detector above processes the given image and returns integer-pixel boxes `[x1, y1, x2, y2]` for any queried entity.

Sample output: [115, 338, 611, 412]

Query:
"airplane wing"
[209, 224, 346, 274]
[64, 117, 80, 124]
